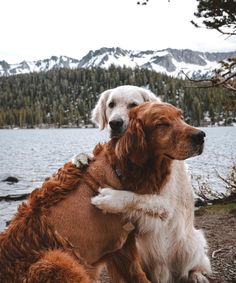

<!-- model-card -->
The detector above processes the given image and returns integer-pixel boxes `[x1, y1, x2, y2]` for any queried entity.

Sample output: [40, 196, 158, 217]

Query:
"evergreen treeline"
[0, 65, 235, 128]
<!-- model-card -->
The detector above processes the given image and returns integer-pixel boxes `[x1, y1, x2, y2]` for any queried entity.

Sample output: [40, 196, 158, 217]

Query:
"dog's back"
[0, 162, 90, 282]
[48, 144, 130, 265]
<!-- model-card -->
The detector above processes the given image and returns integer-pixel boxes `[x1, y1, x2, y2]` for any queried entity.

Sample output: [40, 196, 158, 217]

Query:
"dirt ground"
[100, 204, 236, 283]
[195, 205, 236, 283]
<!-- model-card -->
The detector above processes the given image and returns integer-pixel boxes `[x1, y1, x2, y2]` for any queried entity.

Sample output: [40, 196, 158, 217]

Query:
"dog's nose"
[191, 130, 206, 144]
[109, 119, 124, 130]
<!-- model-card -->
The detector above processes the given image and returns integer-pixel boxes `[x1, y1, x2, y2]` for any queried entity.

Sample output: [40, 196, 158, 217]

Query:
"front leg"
[91, 188, 169, 220]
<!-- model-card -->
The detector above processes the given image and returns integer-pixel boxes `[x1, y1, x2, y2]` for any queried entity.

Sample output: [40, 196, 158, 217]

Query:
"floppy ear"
[91, 89, 111, 130]
[140, 89, 161, 103]
[115, 118, 147, 165]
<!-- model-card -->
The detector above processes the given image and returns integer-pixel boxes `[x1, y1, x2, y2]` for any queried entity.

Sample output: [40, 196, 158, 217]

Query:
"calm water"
[0, 127, 235, 229]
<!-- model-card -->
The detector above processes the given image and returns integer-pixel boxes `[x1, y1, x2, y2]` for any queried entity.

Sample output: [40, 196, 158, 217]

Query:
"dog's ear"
[140, 89, 161, 103]
[91, 89, 111, 130]
[115, 118, 148, 165]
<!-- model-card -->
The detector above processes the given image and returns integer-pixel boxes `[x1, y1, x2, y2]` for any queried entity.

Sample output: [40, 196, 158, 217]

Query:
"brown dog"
[0, 154, 152, 282]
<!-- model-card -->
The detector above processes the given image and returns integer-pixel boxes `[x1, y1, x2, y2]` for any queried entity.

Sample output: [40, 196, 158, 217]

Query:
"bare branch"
[215, 169, 236, 190]
[182, 57, 236, 92]
[216, 27, 236, 36]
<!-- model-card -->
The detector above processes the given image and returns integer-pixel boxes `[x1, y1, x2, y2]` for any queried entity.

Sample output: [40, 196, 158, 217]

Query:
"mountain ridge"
[1, 47, 236, 78]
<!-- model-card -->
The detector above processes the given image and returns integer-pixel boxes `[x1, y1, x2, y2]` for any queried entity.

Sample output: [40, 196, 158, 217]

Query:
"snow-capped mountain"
[0, 56, 80, 76]
[1, 47, 236, 78]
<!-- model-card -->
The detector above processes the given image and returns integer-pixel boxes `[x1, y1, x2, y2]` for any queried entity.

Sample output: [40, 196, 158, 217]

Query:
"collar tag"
[123, 222, 135, 232]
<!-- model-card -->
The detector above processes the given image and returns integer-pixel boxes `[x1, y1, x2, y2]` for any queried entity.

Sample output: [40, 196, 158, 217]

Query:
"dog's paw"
[91, 188, 131, 214]
[71, 153, 94, 168]
[188, 271, 209, 283]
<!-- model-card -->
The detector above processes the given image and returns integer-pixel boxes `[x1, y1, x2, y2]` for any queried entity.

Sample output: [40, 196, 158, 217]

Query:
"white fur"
[91, 85, 160, 132]
[92, 162, 211, 283]
[92, 188, 169, 224]
[71, 153, 94, 167]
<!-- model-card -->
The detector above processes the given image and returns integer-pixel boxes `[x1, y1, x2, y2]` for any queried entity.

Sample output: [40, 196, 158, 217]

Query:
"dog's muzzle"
[190, 130, 206, 156]
[190, 130, 205, 145]
[109, 118, 124, 137]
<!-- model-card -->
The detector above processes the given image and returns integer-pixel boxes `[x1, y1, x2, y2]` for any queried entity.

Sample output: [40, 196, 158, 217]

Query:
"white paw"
[189, 271, 209, 283]
[91, 188, 130, 214]
[71, 153, 94, 168]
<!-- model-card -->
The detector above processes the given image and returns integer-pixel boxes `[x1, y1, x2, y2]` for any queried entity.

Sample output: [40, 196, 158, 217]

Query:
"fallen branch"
[215, 169, 236, 190]
[212, 248, 226, 259]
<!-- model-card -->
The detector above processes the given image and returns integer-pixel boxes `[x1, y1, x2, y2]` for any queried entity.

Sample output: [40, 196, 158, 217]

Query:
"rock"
[194, 198, 207, 207]
[2, 176, 19, 183]
[0, 193, 29, 202]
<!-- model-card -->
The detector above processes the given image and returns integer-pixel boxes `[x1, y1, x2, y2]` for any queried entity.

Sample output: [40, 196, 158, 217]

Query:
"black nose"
[109, 119, 124, 130]
[191, 130, 206, 144]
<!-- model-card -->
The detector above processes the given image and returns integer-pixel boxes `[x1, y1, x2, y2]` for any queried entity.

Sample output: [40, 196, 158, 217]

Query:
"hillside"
[0, 66, 235, 128]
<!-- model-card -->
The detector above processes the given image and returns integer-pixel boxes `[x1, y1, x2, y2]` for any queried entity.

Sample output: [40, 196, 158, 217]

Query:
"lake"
[0, 127, 235, 229]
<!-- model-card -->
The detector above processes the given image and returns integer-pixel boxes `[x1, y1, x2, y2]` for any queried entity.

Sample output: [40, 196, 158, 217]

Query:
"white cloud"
[0, 0, 235, 63]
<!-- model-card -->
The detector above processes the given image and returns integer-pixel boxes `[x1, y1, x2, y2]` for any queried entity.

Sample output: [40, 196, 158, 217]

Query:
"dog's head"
[115, 102, 205, 164]
[91, 85, 160, 137]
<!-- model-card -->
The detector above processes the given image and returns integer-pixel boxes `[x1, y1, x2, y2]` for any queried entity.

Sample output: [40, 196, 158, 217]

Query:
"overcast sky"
[1, 0, 236, 63]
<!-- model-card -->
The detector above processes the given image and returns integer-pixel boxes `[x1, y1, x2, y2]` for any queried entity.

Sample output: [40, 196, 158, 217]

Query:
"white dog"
[92, 85, 160, 137]
[73, 85, 211, 283]
[72, 85, 159, 167]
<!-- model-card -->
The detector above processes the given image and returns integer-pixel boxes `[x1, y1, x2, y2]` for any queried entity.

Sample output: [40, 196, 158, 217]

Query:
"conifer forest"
[0, 66, 235, 128]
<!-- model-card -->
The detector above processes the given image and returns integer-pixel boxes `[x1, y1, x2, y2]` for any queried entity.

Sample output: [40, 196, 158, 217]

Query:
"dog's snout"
[109, 119, 124, 130]
[191, 130, 206, 144]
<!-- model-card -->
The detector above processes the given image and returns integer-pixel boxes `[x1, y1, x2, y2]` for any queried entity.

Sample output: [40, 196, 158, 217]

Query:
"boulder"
[2, 176, 19, 183]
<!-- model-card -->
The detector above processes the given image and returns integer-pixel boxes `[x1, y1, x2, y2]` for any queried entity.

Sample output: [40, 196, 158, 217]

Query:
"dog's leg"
[24, 249, 91, 283]
[105, 232, 151, 283]
[180, 229, 211, 283]
[92, 188, 169, 220]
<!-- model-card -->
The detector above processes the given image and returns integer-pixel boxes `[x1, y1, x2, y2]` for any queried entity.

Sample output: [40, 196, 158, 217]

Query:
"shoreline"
[0, 124, 235, 130]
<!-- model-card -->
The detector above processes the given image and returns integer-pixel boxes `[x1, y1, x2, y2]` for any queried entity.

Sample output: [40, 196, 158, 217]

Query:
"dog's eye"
[156, 123, 170, 128]
[108, 101, 115, 108]
[127, 102, 138, 109]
